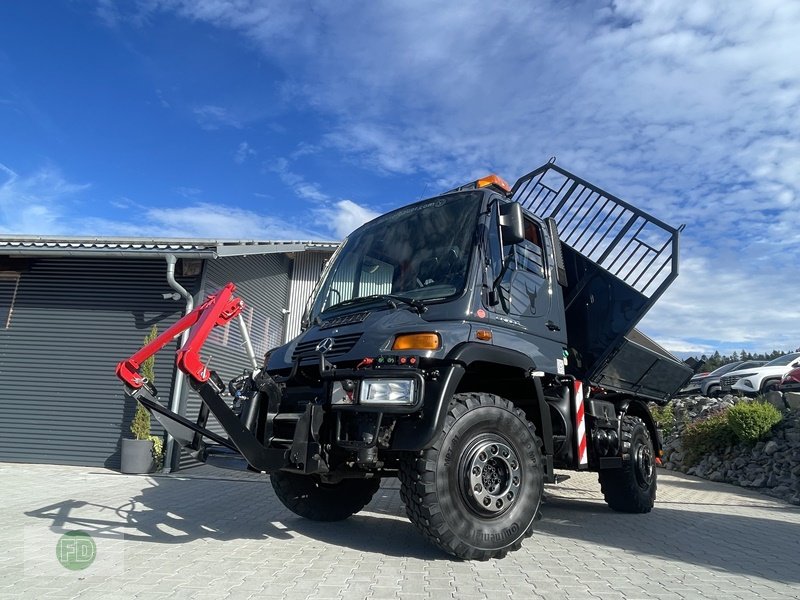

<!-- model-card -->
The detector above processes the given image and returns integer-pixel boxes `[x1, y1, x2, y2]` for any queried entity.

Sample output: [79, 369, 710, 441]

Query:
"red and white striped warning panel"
[574, 380, 588, 468]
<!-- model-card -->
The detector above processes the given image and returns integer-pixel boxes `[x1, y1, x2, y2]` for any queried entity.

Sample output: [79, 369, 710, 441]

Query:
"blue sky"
[1, 1, 798, 356]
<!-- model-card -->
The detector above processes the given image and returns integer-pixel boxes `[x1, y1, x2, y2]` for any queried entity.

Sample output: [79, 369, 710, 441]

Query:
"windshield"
[708, 362, 742, 377]
[764, 352, 800, 367]
[310, 191, 483, 318]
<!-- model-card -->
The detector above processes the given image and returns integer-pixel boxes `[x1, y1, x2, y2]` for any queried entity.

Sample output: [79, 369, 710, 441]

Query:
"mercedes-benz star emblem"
[315, 337, 335, 354]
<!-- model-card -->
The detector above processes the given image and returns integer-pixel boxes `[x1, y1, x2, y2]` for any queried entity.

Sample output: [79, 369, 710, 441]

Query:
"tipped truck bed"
[512, 162, 692, 401]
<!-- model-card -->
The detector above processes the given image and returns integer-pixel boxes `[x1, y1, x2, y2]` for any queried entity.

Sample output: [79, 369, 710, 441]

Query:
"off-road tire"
[599, 416, 656, 513]
[270, 472, 381, 521]
[399, 392, 544, 561]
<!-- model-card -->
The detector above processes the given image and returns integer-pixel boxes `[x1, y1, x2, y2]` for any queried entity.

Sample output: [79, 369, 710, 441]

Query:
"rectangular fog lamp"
[359, 379, 415, 405]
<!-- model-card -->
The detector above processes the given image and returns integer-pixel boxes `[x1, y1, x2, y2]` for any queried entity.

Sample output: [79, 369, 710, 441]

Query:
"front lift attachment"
[115, 283, 290, 472]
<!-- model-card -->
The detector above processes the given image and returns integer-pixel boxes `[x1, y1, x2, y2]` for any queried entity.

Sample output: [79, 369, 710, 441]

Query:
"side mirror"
[499, 201, 524, 246]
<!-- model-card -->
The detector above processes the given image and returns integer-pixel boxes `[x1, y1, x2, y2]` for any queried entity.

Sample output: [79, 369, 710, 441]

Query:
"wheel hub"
[634, 442, 654, 488]
[464, 439, 521, 515]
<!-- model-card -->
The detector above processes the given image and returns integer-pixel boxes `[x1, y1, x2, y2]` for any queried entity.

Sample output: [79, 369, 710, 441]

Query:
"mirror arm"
[488, 251, 514, 305]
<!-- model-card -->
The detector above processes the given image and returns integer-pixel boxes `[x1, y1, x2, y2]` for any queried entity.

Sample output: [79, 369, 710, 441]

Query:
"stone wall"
[659, 395, 800, 505]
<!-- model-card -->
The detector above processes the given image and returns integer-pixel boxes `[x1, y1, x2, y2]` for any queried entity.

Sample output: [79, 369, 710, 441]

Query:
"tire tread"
[399, 392, 541, 560]
[598, 415, 656, 513]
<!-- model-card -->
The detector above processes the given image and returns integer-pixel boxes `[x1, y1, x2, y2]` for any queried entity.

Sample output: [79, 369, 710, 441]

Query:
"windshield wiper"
[380, 294, 428, 314]
[328, 294, 427, 314]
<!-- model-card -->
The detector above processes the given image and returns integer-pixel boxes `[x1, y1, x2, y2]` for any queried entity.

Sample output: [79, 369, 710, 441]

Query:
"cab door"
[488, 212, 566, 347]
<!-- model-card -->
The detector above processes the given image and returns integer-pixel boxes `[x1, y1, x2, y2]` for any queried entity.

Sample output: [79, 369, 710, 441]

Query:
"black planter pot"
[121, 438, 155, 474]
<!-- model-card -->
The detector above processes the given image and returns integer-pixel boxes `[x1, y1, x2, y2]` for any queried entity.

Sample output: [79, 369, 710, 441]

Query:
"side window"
[0, 272, 21, 329]
[515, 220, 546, 279]
[496, 217, 552, 318]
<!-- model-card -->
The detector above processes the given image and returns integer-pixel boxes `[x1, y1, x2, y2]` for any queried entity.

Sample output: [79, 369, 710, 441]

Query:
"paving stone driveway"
[1, 462, 799, 599]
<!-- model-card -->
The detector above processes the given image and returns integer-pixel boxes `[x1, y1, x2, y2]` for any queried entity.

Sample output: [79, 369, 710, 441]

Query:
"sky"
[0, 0, 798, 356]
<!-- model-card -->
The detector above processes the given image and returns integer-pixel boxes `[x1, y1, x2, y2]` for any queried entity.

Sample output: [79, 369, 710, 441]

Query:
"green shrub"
[651, 403, 676, 437]
[726, 401, 782, 444]
[682, 410, 738, 466]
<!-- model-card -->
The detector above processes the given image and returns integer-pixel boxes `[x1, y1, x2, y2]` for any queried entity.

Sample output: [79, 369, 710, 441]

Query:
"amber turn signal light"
[476, 329, 492, 341]
[392, 333, 441, 351]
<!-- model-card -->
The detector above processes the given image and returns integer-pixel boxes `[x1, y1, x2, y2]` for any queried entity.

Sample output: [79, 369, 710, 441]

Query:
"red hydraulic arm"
[115, 282, 244, 388]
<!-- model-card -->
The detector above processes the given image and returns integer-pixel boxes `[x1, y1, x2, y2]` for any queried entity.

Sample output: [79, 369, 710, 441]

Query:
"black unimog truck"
[118, 161, 692, 560]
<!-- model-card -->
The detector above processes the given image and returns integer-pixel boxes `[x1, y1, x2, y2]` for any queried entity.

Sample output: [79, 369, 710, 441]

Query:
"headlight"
[359, 379, 416, 405]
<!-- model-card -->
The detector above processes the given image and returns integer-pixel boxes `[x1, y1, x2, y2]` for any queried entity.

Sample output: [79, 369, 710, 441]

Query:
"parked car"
[698, 360, 766, 397]
[730, 352, 800, 395]
[679, 371, 711, 395]
[778, 366, 800, 393]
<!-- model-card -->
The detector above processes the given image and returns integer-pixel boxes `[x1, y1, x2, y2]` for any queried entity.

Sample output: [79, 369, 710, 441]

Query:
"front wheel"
[399, 392, 544, 561]
[270, 472, 380, 521]
[761, 379, 780, 394]
[599, 416, 656, 513]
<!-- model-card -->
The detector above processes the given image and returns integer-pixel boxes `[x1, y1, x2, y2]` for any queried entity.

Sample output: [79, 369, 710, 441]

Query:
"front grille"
[292, 333, 363, 361]
[721, 373, 753, 388]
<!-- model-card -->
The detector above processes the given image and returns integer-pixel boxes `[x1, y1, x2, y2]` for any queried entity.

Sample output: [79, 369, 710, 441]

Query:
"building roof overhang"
[0, 236, 339, 259]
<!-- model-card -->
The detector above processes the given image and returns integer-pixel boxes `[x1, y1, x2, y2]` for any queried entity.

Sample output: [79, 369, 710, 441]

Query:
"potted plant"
[120, 325, 164, 473]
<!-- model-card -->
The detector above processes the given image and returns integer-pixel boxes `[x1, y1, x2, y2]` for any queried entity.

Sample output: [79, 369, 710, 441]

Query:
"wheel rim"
[460, 436, 521, 516]
[634, 440, 654, 489]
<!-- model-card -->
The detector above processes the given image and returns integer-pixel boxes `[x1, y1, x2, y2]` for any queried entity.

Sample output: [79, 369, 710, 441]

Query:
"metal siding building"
[0, 237, 336, 470]
[178, 253, 292, 469]
[283, 251, 330, 342]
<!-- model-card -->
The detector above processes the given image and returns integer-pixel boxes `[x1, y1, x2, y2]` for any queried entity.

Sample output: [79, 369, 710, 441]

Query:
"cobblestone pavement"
[1, 462, 799, 599]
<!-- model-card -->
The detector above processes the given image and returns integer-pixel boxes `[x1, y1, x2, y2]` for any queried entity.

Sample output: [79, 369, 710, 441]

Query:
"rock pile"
[660, 394, 800, 505]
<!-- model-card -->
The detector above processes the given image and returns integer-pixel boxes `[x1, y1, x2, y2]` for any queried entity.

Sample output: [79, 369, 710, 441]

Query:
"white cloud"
[641, 252, 800, 354]
[315, 200, 380, 239]
[192, 104, 242, 130]
[268, 158, 329, 202]
[175, 186, 202, 198]
[88, 202, 322, 240]
[0, 163, 327, 241]
[0, 163, 90, 235]
[234, 141, 256, 164]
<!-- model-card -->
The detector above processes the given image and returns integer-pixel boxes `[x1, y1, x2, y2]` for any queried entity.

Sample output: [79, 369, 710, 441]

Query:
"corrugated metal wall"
[178, 253, 291, 468]
[284, 251, 331, 342]
[0, 257, 201, 468]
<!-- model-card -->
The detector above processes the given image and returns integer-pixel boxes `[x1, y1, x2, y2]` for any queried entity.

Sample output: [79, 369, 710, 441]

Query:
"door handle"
[546, 320, 561, 332]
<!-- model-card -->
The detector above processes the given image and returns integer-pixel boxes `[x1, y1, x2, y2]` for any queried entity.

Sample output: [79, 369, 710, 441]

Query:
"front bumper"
[732, 378, 757, 394]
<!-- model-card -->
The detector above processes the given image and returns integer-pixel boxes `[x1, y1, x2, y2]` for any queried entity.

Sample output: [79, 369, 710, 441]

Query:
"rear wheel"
[599, 416, 656, 513]
[270, 472, 380, 521]
[399, 392, 544, 560]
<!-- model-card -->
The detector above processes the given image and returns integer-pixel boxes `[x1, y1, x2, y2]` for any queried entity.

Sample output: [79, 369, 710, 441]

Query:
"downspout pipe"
[164, 254, 194, 473]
